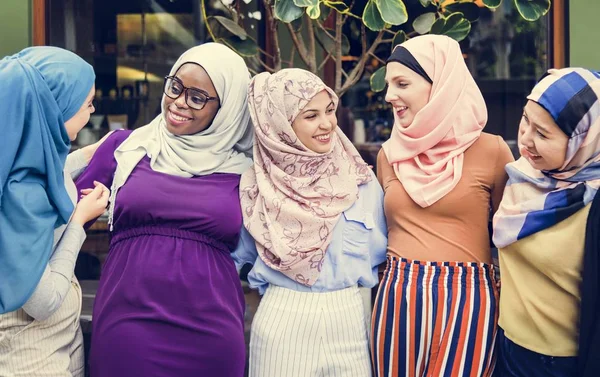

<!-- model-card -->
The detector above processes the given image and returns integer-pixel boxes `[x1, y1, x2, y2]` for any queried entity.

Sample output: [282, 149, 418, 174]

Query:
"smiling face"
[291, 90, 337, 154]
[384, 61, 432, 129]
[162, 63, 220, 136]
[64, 85, 95, 141]
[518, 100, 569, 171]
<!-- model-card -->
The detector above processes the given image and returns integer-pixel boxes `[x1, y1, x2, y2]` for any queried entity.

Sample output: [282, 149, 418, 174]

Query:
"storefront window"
[47, 0, 260, 144]
[342, 1, 550, 158]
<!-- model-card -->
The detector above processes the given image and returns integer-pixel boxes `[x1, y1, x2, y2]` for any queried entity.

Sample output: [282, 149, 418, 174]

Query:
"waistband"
[384, 255, 496, 287]
[111, 225, 229, 254]
[262, 285, 363, 313]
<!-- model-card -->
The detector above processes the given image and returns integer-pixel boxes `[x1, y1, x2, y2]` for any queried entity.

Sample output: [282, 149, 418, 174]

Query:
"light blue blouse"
[232, 173, 388, 295]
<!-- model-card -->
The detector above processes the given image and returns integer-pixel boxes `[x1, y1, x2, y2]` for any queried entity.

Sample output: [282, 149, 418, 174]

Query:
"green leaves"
[315, 27, 350, 55]
[363, 0, 386, 31]
[515, 0, 551, 21]
[413, 12, 436, 34]
[323, 1, 350, 13]
[293, 0, 318, 6]
[444, 2, 480, 22]
[207, 16, 258, 56]
[370, 66, 387, 93]
[374, 0, 408, 26]
[482, 0, 502, 8]
[211, 16, 247, 40]
[392, 30, 407, 49]
[363, 0, 408, 31]
[430, 12, 471, 42]
[221, 37, 259, 57]
[274, 0, 304, 22]
[306, 5, 321, 19]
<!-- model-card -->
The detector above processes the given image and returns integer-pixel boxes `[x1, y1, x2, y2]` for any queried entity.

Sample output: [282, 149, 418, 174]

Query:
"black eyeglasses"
[163, 76, 218, 110]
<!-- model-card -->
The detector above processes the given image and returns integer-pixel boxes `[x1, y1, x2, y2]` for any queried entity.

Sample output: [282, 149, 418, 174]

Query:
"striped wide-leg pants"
[371, 256, 499, 377]
[249, 285, 372, 377]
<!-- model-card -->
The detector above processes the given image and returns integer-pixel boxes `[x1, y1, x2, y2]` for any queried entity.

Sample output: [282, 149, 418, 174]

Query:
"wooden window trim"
[550, 0, 568, 68]
[32, 0, 47, 46]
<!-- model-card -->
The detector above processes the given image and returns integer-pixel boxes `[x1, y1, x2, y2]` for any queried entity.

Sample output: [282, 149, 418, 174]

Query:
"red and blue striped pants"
[371, 256, 499, 377]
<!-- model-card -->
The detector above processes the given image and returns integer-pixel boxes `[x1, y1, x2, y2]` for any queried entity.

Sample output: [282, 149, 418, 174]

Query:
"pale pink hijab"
[382, 35, 486, 207]
[240, 69, 371, 286]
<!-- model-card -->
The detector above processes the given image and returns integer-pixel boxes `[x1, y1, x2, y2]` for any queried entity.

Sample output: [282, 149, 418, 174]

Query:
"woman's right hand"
[71, 181, 110, 226]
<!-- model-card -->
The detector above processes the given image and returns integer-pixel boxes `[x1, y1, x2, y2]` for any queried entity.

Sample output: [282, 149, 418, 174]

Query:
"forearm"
[22, 223, 86, 320]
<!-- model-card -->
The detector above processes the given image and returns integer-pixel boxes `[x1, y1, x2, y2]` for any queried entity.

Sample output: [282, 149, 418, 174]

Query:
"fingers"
[84, 182, 105, 200]
[99, 184, 110, 202]
[79, 181, 109, 205]
[92, 181, 110, 204]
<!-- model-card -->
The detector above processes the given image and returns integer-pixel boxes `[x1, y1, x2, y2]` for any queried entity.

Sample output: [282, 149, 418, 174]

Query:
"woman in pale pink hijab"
[233, 68, 387, 376]
[370, 35, 514, 377]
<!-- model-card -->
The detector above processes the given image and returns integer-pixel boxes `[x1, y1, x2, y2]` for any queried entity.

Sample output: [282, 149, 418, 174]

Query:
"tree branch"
[318, 54, 331, 71]
[315, 20, 336, 40]
[306, 16, 317, 72]
[288, 45, 296, 68]
[341, 68, 349, 80]
[263, 0, 282, 70]
[286, 23, 312, 69]
[258, 47, 275, 60]
[338, 27, 385, 96]
[201, 0, 217, 42]
[256, 58, 276, 73]
[334, 11, 343, 91]
[369, 51, 386, 65]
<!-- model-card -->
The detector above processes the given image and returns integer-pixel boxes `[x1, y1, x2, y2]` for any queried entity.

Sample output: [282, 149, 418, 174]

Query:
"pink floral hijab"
[240, 68, 371, 286]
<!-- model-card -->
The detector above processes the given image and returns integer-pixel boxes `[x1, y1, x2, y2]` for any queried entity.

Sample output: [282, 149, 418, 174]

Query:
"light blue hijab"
[0, 46, 95, 313]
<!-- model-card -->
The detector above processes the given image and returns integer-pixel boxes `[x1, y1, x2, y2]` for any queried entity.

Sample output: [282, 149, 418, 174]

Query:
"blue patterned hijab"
[0, 47, 95, 313]
[493, 68, 600, 248]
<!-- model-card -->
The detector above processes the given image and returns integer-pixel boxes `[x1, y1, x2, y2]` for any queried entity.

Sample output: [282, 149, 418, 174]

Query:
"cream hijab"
[108, 43, 253, 229]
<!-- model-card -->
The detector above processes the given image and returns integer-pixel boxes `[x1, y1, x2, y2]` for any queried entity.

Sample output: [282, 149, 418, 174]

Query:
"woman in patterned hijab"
[234, 68, 387, 376]
[493, 68, 600, 377]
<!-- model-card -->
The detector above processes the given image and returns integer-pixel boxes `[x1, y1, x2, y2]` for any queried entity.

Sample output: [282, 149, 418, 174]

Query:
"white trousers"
[249, 285, 372, 377]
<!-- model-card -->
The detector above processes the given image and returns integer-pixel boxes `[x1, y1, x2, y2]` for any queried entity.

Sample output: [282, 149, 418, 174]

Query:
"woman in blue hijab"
[0, 46, 110, 376]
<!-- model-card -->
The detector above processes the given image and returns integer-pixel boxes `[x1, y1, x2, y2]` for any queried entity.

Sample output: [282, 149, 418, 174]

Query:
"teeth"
[396, 106, 407, 111]
[314, 134, 330, 141]
[171, 112, 191, 122]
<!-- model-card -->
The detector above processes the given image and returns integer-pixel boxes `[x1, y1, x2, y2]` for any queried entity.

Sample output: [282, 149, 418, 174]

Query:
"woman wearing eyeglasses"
[75, 43, 253, 377]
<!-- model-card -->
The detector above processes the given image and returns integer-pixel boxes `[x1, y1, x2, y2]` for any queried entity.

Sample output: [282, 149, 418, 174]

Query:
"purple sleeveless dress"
[76, 131, 245, 377]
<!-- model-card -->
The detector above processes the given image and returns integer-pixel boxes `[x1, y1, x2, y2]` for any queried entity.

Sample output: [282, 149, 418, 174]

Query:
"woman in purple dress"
[76, 43, 253, 377]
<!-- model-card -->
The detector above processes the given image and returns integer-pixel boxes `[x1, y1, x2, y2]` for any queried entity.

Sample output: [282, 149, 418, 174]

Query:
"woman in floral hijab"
[234, 68, 387, 376]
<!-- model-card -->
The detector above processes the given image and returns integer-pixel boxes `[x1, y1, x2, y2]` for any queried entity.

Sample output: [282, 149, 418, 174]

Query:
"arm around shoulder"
[376, 148, 398, 192]
[491, 136, 515, 213]
[364, 173, 388, 267]
[231, 225, 259, 273]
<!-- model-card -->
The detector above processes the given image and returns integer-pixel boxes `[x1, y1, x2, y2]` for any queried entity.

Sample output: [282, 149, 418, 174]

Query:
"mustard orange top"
[377, 133, 514, 263]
